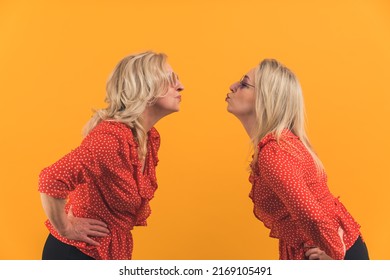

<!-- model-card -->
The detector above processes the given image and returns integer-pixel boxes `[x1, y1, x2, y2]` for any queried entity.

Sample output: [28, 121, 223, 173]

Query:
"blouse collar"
[108, 121, 160, 147]
[258, 129, 299, 149]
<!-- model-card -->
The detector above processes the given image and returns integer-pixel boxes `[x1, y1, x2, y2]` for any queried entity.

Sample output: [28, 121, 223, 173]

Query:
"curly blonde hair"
[83, 51, 174, 160]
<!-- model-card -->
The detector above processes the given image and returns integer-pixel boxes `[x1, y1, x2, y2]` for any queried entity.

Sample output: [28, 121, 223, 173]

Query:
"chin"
[165, 107, 180, 115]
[227, 108, 240, 119]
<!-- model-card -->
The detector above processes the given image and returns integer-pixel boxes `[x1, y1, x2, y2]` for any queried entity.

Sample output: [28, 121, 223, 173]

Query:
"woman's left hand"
[304, 246, 333, 260]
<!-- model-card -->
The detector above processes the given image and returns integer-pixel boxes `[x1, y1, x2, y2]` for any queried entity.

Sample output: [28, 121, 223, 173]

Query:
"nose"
[176, 80, 184, 92]
[229, 81, 239, 93]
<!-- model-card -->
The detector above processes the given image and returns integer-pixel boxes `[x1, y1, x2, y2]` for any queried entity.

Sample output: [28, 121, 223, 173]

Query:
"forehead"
[245, 67, 256, 80]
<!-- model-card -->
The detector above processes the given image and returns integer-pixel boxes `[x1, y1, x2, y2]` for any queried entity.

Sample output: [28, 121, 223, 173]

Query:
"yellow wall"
[0, 0, 389, 260]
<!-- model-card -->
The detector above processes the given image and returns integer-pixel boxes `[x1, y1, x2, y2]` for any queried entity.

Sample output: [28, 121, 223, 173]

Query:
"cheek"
[238, 93, 255, 105]
[235, 94, 256, 113]
[248, 96, 256, 110]
[154, 92, 179, 110]
[155, 97, 171, 108]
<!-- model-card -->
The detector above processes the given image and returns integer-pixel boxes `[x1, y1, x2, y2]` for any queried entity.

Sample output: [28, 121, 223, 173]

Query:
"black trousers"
[344, 236, 369, 260]
[42, 234, 94, 260]
[42, 233, 368, 260]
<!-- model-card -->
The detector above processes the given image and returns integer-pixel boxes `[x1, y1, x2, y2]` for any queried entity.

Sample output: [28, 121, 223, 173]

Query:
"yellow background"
[0, 0, 389, 260]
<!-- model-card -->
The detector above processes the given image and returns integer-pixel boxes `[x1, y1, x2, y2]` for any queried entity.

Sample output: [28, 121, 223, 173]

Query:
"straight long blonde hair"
[251, 59, 324, 171]
[83, 51, 173, 160]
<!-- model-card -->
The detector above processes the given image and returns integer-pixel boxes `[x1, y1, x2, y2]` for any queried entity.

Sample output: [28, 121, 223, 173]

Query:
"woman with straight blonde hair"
[226, 59, 369, 260]
[39, 51, 184, 260]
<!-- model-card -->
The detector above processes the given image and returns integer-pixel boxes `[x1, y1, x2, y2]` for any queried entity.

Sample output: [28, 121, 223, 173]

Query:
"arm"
[40, 193, 109, 246]
[38, 143, 111, 245]
[305, 227, 345, 260]
[40, 194, 68, 235]
[259, 142, 345, 259]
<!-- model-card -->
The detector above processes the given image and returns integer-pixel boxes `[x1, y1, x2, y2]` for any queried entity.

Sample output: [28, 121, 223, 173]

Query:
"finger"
[85, 218, 108, 228]
[82, 236, 101, 246]
[87, 230, 109, 238]
[305, 248, 319, 257]
[89, 225, 110, 234]
[308, 254, 320, 260]
[87, 229, 109, 237]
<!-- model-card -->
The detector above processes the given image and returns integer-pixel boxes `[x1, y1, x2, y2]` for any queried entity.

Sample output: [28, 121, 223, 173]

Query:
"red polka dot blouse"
[249, 130, 361, 260]
[38, 121, 160, 260]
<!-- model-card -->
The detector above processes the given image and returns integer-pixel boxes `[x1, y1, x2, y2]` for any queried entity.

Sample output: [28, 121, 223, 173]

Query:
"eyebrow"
[243, 75, 251, 81]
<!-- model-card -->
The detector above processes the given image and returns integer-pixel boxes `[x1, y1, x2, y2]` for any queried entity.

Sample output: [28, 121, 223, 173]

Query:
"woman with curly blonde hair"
[39, 51, 184, 260]
[226, 59, 368, 260]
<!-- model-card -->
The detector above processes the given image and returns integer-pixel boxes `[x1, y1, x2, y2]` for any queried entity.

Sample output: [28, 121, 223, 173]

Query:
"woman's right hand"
[59, 207, 110, 246]
[304, 246, 333, 260]
[40, 193, 110, 246]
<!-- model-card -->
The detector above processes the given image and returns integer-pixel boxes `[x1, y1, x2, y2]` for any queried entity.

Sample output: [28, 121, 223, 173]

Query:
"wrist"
[51, 214, 72, 237]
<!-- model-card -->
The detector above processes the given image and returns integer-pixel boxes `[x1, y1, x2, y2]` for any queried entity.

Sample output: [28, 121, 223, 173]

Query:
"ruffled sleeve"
[38, 121, 133, 199]
[38, 146, 94, 199]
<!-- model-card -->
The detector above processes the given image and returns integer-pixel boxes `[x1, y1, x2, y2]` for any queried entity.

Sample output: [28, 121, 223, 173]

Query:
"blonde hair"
[251, 59, 324, 171]
[83, 51, 173, 160]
